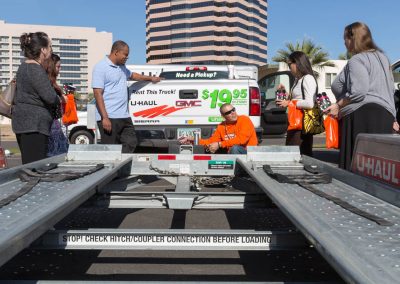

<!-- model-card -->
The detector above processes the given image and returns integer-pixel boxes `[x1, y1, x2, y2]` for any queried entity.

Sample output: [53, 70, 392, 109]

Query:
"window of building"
[59, 39, 82, 45]
[61, 66, 82, 71]
[325, 73, 337, 89]
[61, 59, 87, 65]
[60, 79, 83, 85]
[60, 46, 81, 51]
[60, 73, 82, 78]
[59, 52, 83, 58]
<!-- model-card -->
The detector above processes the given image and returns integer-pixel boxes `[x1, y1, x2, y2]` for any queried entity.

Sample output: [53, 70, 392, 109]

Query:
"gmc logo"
[176, 100, 202, 107]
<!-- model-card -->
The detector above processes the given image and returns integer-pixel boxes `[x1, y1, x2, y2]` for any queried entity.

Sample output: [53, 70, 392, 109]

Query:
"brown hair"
[288, 51, 314, 78]
[344, 22, 382, 54]
[44, 53, 62, 96]
[20, 32, 50, 59]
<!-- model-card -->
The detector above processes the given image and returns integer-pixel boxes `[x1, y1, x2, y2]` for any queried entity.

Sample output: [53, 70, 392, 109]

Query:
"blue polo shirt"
[92, 56, 132, 120]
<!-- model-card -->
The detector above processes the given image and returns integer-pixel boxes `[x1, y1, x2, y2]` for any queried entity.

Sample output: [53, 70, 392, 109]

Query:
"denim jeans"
[228, 145, 247, 154]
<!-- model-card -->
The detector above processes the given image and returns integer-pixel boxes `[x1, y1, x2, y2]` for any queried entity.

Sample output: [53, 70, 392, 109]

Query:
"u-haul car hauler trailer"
[67, 64, 262, 148]
[0, 133, 400, 282]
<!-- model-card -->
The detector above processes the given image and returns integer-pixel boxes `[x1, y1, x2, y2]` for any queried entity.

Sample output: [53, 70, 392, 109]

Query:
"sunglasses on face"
[223, 107, 236, 116]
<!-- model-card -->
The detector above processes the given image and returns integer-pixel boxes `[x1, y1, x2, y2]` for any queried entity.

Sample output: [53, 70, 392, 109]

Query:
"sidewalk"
[0, 124, 16, 141]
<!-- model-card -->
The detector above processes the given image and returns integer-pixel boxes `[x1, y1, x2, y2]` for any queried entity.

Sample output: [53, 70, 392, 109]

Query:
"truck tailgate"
[128, 80, 256, 126]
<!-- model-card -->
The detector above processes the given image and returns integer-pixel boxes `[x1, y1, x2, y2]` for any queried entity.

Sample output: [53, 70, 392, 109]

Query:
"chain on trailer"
[149, 159, 234, 187]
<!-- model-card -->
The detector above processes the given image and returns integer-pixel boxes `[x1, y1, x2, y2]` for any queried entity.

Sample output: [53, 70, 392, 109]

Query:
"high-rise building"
[0, 20, 112, 95]
[146, 0, 268, 66]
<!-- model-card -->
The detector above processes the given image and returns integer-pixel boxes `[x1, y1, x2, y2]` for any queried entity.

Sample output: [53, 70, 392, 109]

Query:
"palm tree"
[272, 39, 335, 71]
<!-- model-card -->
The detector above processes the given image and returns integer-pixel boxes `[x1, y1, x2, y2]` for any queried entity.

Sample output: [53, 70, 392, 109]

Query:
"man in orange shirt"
[180, 103, 258, 154]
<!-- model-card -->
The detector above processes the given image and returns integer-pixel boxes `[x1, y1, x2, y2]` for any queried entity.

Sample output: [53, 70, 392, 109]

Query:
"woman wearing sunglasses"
[276, 51, 317, 156]
[179, 103, 258, 154]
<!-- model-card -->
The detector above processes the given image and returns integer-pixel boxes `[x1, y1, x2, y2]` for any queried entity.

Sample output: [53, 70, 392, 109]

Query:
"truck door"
[258, 71, 294, 135]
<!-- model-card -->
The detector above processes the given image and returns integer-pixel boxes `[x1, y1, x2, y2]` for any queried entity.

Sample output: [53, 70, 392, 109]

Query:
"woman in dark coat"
[12, 32, 59, 164]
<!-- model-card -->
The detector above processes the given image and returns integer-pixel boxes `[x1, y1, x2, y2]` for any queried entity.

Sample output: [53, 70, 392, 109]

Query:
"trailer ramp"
[0, 145, 132, 267]
[238, 146, 400, 284]
[1, 144, 399, 282]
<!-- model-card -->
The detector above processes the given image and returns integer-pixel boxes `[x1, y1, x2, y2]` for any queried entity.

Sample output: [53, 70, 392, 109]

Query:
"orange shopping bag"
[287, 100, 303, 131]
[324, 116, 339, 149]
[62, 94, 78, 125]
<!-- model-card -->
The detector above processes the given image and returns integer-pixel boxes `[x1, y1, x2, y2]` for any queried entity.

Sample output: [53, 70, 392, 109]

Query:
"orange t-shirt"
[199, 115, 258, 151]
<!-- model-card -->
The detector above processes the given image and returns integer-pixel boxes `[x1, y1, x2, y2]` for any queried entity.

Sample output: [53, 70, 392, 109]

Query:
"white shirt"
[290, 74, 317, 109]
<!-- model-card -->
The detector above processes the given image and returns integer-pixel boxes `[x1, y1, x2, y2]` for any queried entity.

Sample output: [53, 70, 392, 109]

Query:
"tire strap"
[0, 163, 104, 208]
[263, 164, 393, 226]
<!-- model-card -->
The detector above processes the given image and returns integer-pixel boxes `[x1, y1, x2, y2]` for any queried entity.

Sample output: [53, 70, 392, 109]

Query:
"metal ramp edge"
[237, 157, 400, 284]
[0, 155, 132, 267]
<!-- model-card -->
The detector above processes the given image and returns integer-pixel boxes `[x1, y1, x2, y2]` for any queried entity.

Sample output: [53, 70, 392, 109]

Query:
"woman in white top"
[276, 51, 317, 156]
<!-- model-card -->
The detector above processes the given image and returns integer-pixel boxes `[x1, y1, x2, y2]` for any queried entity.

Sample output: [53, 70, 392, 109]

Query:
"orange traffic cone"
[0, 146, 8, 168]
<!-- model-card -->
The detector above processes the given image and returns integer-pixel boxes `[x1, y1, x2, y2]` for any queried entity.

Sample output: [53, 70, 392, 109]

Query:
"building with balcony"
[0, 20, 112, 95]
[146, 0, 268, 66]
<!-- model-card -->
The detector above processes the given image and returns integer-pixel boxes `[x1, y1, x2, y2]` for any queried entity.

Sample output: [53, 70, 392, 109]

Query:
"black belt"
[263, 164, 393, 226]
[0, 163, 104, 208]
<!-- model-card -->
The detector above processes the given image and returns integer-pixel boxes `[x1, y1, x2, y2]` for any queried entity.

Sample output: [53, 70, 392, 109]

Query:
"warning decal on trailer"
[59, 233, 274, 249]
[208, 160, 234, 170]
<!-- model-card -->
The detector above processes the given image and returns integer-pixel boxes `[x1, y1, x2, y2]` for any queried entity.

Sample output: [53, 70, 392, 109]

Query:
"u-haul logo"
[352, 152, 400, 187]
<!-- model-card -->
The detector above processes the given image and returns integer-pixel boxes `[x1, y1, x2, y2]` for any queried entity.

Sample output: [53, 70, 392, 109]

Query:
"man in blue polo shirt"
[92, 40, 161, 153]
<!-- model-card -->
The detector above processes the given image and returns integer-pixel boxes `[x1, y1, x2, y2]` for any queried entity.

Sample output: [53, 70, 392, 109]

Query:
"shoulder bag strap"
[300, 76, 318, 101]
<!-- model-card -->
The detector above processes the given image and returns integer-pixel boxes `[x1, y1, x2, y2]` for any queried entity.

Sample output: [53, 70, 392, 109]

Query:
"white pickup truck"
[67, 65, 262, 148]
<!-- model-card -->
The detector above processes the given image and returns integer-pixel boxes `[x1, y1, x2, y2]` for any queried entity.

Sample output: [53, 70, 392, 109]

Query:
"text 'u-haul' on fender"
[351, 134, 400, 187]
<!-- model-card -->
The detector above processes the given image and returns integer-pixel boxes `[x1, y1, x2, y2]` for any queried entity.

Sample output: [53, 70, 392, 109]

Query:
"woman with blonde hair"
[324, 22, 397, 170]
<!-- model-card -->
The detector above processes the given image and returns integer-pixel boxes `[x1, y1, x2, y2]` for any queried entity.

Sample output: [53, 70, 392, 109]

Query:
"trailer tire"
[70, 130, 94, 145]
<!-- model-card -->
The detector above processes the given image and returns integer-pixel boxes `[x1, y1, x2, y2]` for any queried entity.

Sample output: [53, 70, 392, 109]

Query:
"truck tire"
[70, 130, 94, 144]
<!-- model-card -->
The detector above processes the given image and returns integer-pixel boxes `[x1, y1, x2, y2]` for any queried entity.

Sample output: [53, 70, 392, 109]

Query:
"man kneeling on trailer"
[179, 103, 258, 154]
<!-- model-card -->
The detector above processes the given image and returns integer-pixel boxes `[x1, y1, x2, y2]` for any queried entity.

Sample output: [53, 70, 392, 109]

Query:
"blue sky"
[1, 0, 399, 64]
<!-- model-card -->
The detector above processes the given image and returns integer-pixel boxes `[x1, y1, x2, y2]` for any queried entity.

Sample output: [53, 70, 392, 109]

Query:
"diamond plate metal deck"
[0, 155, 132, 267]
[237, 158, 400, 284]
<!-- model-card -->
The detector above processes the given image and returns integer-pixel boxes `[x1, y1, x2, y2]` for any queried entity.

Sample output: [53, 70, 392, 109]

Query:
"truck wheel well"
[69, 127, 94, 140]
